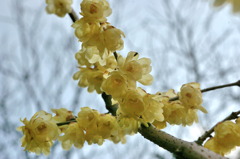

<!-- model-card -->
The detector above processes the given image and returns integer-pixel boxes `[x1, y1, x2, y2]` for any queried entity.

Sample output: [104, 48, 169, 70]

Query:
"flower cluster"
[213, 0, 240, 13]
[18, 108, 130, 155]
[204, 119, 240, 155]
[72, 0, 125, 94]
[21, 0, 210, 156]
[152, 83, 207, 128]
[45, 0, 73, 17]
[72, 0, 166, 129]
[17, 111, 61, 155]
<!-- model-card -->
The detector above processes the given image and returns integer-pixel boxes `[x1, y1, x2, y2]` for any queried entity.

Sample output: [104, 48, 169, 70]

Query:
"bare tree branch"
[68, 9, 78, 22]
[196, 110, 240, 145]
[139, 124, 227, 159]
[169, 80, 240, 101]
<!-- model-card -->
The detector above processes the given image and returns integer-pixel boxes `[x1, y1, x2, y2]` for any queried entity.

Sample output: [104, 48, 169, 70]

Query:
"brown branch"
[195, 110, 240, 145]
[101, 92, 118, 116]
[139, 124, 228, 159]
[56, 118, 76, 126]
[169, 80, 240, 101]
[113, 51, 118, 61]
[68, 8, 79, 23]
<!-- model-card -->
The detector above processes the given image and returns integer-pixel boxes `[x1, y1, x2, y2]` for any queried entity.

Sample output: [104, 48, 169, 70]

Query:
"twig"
[68, 8, 79, 23]
[195, 110, 240, 145]
[169, 80, 240, 101]
[56, 118, 76, 126]
[113, 51, 118, 61]
[101, 92, 118, 116]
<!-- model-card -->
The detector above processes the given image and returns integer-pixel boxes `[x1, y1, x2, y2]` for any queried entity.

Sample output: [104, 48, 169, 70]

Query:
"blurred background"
[0, 0, 240, 158]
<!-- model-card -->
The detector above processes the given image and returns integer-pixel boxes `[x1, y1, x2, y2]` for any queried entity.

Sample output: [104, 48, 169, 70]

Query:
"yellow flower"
[80, 0, 112, 22]
[100, 24, 125, 52]
[75, 46, 110, 66]
[17, 111, 60, 155]
[77, 107, 99, 129]
[138, 88, 164, 123]
[119, 89, 145, 117]
[87, 70, 105, 93]
[117, 109, 140, 134]
[101, 71, 134, 99]
[213, 0, 240, 13]
[118, 52, 153, 85]
[72, 18, 101, 43]
[51, 108, 75, 133]
[98, 54, 117, 72]
[51, 108, 74, 123]
[204, 138, 235, 156]
[45, 0, 72, 17]
[58, 123, 85, 150]
[97, 114, 119, 139]
[179, 82, 207, 113]
[81, 22, 125, 54]
[204, 120, 240, 156]
[214, 121, 240, 147]
[155, 89, 199, 126]
[73, 68, 105, 94]
[77, 107, 124, 145]
[75, 49, 92, 67]
[77, 107, 102, 145]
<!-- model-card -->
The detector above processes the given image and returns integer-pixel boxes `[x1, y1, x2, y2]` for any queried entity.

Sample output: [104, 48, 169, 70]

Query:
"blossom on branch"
[17, 111, 60, 155]
[45, 0, 72, 17]
[204, 120, 240, 155]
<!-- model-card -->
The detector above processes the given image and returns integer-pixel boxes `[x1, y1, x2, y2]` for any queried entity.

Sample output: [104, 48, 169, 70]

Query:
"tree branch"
[68, 8, 79, 23]
[56, 118, 76, 126]
[195, 110, 240, 145]
[139, 124, 228, 159]
[169, 80, 240, 101]
[101, 92, 118, 116]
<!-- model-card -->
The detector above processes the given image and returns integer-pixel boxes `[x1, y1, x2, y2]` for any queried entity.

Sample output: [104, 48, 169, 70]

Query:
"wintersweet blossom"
[76, 107, 126, 145]
[179, 83, 207, 113]
[72, 18, 101, 43]
[117, 109, 141, 134]
[80, 0, 112, 22]
[117, 52, 153, 85]
[46, 0, 72, 17]
[59, 123, 85, 150]
[204, 120, 240, 155]
[101, 71, 134, 98]
[73, 68, 105, 94]
[17, 111, 60, 155]
[155, 88, 201, 126]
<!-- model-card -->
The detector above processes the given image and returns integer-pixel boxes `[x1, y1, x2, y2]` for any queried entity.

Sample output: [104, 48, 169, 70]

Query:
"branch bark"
[68, 9, 78, 22]
[139, 125, 227, 159]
